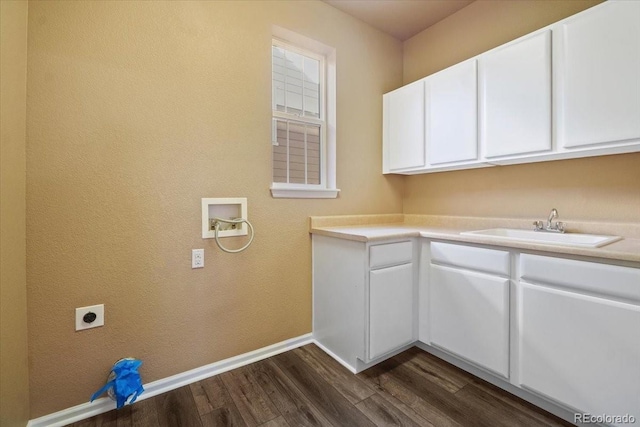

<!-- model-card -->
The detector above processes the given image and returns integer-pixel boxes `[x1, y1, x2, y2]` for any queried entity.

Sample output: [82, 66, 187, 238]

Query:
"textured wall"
[0, 1, 30, 426]
[402, 0, 640, 223]
[26, 0, 403, 417]
[404, 154, 640, 222]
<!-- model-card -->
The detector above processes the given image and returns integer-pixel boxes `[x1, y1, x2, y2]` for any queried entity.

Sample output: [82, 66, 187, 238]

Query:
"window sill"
[270, 187, 340, 199]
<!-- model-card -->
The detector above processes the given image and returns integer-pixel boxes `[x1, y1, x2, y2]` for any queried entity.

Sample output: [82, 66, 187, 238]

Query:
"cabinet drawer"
[370, 241, 412, 269]
[520, 254, 640, 303]
[430, 242, 509, 275]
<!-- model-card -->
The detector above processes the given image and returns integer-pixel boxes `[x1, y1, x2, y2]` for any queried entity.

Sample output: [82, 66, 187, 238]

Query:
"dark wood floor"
[71, 344, 573, 427]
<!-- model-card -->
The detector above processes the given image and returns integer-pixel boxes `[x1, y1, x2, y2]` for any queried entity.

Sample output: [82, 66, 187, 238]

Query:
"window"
[270, 28, 339, 199]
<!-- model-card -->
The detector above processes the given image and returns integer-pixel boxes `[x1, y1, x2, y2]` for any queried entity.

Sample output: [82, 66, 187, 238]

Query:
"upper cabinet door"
[383, 80, 425, 171]
[480, 31, 552, 158]
[426, 60, 478, 165]
[556, 1, 640, 149]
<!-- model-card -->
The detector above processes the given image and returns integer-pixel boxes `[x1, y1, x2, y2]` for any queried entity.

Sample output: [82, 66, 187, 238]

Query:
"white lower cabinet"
[312, 235, 416, 372]
[430, 265, 510, 378]
[314, 233, 640, 425]
[370, 263, 414, 360]
[428, 242, 510, 378]
[517, 255, 640, 425]
[423, 243, 640, 425]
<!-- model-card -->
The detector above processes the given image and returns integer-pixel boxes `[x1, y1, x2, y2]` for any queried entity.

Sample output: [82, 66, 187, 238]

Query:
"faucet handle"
[533, 220, 544, 231]
[556, 221, 566, 233]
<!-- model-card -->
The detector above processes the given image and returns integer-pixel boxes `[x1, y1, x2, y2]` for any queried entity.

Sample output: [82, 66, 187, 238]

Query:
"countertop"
[309, 215, 640, 264]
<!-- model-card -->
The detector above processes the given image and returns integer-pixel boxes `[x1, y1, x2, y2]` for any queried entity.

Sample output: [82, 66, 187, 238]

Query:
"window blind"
[272, 42, 324, 186]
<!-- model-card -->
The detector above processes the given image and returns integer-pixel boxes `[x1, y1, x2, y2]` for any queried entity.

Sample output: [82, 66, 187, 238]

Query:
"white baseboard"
[27, 333, 313, 427]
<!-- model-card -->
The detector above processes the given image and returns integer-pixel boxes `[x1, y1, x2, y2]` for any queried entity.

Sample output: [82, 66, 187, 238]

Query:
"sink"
[460, 228, 622, 248]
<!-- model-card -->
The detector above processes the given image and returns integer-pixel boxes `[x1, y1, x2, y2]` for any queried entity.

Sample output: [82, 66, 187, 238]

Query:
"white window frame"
[270, 26, 339, 199]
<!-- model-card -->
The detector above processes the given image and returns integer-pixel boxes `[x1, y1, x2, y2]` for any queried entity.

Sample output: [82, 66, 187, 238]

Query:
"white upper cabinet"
[383, 80, 425, 172]
[555, 0, 640, 149]
[383, 0, 640, 175]
[480, 31, 552, 158]
[426, 59, 478, 165]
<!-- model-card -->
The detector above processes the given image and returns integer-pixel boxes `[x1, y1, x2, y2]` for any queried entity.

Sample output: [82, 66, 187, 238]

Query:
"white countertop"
[310, 223, 640, 264]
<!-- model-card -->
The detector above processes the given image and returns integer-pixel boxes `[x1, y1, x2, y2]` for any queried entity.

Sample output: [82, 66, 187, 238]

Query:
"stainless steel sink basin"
[460, 228, 622, 248]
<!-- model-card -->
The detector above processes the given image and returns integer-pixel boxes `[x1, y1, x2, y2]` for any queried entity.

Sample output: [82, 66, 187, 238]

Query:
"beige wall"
[26, 0, 403, 417]
[1, 1, 31, 425]
[402, 0, 640, 223]
[404, 154, 640, 222]
[19, 0, 640, 419]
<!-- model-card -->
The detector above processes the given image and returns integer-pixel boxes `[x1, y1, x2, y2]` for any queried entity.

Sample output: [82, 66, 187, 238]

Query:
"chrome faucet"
[533, 208, 565, 233]
[547, 208, 559, 229]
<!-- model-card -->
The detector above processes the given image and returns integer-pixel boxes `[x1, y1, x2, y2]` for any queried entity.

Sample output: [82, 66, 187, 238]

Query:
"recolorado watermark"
[575, 413, 636, 424]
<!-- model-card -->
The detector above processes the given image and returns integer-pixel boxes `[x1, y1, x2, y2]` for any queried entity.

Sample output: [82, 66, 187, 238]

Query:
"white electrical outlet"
[75, 304, 105, 331]
[192, 249, 204, 268]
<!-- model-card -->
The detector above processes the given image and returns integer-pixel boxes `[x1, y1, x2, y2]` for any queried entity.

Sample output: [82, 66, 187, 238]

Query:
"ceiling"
[323, 0, 474, 41]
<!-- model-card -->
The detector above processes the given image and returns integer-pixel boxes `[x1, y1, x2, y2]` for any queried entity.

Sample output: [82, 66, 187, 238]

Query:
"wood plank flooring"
[71, 345, 573, 427]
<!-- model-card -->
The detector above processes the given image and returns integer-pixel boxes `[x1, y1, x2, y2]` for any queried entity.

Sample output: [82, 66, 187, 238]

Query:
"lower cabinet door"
[369, 263, 414, 360]
[430, 264, 510, 378]
[518, 282, 640, 423]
